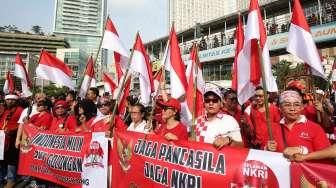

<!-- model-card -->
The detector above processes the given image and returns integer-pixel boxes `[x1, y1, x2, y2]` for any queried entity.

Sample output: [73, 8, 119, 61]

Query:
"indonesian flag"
[3, 71, 14, 94]
[118, 77, 131, 116]
[36, 49, 75, 89]
[153, 68, 163, 96]
[237, 0, 278, 104]
[186, 44, 205, 120]
[287, 0, 325, 78]
[131, 34, 154, 105]
[163, 26, 188, 99]
[14, 53, 32, 97]
[232, 15, 244, 91]
[102, 72, 117, 95]
[114, 52, 127, 84]
[101, 17, 129, 58]
[78, 56, 96, 98]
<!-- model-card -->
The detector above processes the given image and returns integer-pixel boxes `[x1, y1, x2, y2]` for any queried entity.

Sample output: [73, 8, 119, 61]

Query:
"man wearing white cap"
[0, 94, 23, 187]
[195, 87, 243, 149]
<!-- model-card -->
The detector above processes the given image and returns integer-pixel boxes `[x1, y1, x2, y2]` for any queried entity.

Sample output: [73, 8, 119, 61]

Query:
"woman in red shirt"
[155, 98, 188, 141]
[74, 99, 97, 133]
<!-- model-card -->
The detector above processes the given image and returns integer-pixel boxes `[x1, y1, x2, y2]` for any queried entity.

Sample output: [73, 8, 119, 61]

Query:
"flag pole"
[258, 42, 274, 140]
[108, 32, 138, 137]
[190, 43, 199, 141]
[146, 33, 171, 131]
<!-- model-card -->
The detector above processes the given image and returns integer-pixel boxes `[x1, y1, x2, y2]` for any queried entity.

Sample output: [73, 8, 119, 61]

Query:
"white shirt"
[197, 113, 242, 144]
[127, 120, 149, 134]
[18, 105, 38, 124]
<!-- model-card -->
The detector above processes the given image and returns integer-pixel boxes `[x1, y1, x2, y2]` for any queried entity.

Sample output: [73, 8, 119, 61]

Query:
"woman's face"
[161, 106, 176, 121]
[78, 106, 84, 115]
[37, 103, 47, 112]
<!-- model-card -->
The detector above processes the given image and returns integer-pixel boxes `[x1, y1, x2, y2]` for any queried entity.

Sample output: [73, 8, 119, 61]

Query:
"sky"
[0, 0, 168, 49]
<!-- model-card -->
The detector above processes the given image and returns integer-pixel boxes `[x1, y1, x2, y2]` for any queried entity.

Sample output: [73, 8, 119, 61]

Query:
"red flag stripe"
[39, 50, 73, 77]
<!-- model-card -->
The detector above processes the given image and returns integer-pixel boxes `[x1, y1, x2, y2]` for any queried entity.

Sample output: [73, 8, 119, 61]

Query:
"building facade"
[148, 0, 336, 88]
[53, 0, 107, 77]
[169, 0, 279, 32]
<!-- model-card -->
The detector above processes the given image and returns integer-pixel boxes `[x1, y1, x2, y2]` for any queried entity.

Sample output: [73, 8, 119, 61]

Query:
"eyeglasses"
[255, 94, 264, 98]
[281, 102, 302, 109]
[204, 98, 220, 103]
[55, 106, 65, 109]
[130, 111, 141, 114]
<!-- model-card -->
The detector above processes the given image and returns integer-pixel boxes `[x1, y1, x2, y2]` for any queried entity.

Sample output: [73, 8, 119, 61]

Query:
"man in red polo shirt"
[266, 90, 330, 160]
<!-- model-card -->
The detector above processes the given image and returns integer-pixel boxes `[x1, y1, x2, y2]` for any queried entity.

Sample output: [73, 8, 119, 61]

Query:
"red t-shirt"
[273, 117, 330, 152]
[49, 114, 77, 132]
[29, 112, 53, 130]
[155, 122, 188, 141]
[0, 107, 23, 131]
[250, 104, 281, 148]
[303, 104, 318, 123]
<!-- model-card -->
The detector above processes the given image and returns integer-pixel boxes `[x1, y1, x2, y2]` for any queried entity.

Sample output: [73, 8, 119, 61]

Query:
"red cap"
[159, 98, 181, 112]
[54, 100, 68, 109]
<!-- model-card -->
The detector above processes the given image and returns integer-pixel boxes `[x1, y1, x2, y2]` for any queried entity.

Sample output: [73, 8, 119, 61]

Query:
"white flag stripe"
[287, 23, 325, 78]
[36, 64, 75, 89]
[131, 50, 152, 105]
[102, 31, 129, 58]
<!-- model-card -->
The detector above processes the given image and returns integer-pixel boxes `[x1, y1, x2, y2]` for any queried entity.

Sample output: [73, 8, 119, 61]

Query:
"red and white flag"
[14, 53, 32, 97]
[232, 14, 244, 91]
[131, 34, 154, 105]
[102, 72, 117, 95]
[163, 26, 188, 99]
[186, 45, 205, 120]
[118, 77, 131, 116]
[237, 0, 278, 104]
[153, 68, 163, 96]
[78, 56, 96, 98]
[113, 52, 127, 84]
[101, 18, 129, 58]
[287, 0, 325, 78]
[3, 71, 14, 94]
[36, 50, 75, 89]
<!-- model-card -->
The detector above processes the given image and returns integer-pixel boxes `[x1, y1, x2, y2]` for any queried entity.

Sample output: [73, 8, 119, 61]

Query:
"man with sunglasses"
[195, 87, 243, 149]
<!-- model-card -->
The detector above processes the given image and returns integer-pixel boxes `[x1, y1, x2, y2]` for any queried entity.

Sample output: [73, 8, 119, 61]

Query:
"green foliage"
[33, 84, 68, 98]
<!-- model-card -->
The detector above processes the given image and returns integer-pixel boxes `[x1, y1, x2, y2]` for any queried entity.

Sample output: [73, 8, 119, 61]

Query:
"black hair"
[89, 87, 99, 97]
[224, 88, 237, 98]
[75, 99, 97, 120]
[66, 91, 77, 100]
[130, 102, 147, 120]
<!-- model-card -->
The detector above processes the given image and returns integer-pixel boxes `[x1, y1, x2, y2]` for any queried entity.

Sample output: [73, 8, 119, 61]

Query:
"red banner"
[112, 130, 290, 187]
[17, 125, 108, 187]
[291, 162, 336, 187]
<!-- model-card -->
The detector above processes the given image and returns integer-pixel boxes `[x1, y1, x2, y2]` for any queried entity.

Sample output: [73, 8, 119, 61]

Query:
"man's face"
[254, 89, 265, 106]
[204, 94, 222, 116]
[87, 90, 97, 101]
[5, 99, 16, 108]
[280, 100, 303, 122]
[66, 94, 74, 103]
[129, 106, 143, 124]
[98, 102, 111, 115]
[224, 93, 238, 111]
[34, 94, 46, 103]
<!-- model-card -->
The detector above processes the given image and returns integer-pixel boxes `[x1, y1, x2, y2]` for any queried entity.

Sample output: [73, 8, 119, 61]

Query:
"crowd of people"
[0, 78, 336, 187]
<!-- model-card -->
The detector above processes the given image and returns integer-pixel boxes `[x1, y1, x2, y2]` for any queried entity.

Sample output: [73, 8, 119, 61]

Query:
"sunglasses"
[98, 103, 110, 108]
[162, 106, 175, 111]
[204, 98, 220, 103]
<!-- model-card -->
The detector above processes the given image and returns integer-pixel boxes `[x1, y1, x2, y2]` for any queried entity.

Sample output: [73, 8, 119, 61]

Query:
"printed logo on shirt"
[298, 132, 311, 140]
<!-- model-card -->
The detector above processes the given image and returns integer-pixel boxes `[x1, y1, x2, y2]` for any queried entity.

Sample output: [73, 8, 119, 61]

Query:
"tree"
[31, 25, 42, 34]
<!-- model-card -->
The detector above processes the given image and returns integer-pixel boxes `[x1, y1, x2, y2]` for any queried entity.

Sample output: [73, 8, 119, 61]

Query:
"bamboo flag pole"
[190, 43, 199, 141]
[257, 42, 274, 140]
[146, 35, 170, 131]
[108, 32, 139, 136]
